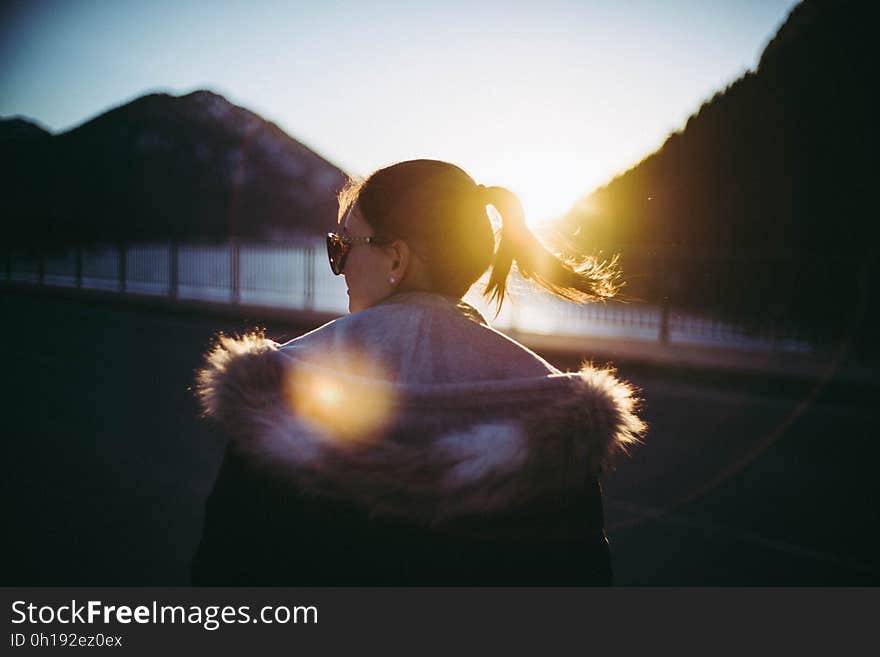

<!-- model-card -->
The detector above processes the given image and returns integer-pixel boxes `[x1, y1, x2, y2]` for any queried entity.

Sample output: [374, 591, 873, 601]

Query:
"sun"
[517, 186, 573, 230]
[479, 157, 603, 233]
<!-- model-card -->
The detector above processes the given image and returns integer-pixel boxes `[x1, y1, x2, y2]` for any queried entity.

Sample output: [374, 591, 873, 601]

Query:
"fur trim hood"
[196, 293, 645, 527]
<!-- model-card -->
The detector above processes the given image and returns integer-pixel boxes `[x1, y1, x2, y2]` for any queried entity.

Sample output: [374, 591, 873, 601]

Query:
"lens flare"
[282, 348, 397, 445]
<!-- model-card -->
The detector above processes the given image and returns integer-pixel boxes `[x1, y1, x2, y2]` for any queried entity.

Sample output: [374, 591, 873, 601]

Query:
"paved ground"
[3, 290, 877, 585]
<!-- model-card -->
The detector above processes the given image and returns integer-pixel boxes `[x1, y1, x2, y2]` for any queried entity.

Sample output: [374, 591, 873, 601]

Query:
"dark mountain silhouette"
[0, 117, 51, 141]
[1, 90, 347, 245]
[559, 0, 877, 349]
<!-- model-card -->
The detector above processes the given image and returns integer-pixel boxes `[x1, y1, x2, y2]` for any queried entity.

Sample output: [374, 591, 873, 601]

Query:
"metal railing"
[3, 239, 813, 353]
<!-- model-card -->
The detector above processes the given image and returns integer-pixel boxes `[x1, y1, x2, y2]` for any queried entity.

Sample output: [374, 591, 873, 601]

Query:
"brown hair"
[338, 159, 621, 311]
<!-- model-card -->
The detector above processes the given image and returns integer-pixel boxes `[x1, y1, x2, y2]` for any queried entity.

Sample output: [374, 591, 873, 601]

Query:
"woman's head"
[331, 159, 620, 313]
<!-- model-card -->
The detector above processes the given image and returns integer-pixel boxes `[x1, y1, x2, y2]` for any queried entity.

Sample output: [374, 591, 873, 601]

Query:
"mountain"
[559, 0, 877, 345]
[0, 117, 51, 141]
[1, 90, 347, 245]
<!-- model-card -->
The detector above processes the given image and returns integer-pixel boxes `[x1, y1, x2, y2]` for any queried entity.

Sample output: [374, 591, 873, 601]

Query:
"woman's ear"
[387, 239, 411, 283]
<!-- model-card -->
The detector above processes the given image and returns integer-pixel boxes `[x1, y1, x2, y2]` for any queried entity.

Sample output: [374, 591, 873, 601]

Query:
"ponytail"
[481, 185, 621, 312]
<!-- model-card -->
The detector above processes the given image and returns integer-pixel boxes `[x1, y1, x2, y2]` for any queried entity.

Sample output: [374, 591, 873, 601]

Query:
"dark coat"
[192, 292, 645, 585]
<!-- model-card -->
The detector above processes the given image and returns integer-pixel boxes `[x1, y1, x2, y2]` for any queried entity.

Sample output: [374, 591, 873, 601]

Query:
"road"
[3, 291, 877, 585]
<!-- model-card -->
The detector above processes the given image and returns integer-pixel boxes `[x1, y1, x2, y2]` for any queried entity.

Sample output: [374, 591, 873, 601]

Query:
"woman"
[192, 159, 645, 585]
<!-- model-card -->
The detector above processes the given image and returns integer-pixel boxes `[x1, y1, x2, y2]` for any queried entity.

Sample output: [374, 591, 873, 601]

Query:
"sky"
[0, 0, 799, 225]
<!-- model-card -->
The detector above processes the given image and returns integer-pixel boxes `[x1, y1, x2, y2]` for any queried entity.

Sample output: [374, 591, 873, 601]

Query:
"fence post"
[118, 243, 127, 293]
[231, 238, 240, 304]
[6, 248, 11, 281]
[169, 242, 178, 301]
[38, 250, 45, 286]
[659, 296, 670, 344]
[508, 289, 519, 334]
[75, 245, 83, 288]
[304, 242, 315, 310]
[853, 253, 874, 360]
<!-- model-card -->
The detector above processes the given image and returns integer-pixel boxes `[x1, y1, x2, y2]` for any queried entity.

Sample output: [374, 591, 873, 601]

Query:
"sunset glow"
[0, 1, 798, 226]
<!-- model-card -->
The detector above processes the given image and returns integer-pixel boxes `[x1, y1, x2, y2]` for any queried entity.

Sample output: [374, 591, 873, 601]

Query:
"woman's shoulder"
[282, 292, 482, 343]
[278, 292, 559, 383]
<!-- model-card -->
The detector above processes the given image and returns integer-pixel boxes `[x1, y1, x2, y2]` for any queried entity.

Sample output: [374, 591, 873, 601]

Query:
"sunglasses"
[326, 232, 391, 275]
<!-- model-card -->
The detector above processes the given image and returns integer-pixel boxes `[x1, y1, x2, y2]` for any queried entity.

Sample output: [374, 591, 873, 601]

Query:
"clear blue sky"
[0, 0, 799, 224]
